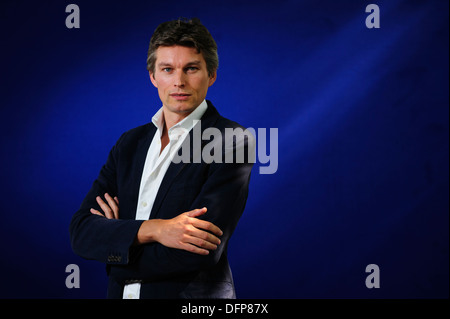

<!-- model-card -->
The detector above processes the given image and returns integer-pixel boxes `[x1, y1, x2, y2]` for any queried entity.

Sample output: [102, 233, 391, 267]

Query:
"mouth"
[170, 92, 191, 101]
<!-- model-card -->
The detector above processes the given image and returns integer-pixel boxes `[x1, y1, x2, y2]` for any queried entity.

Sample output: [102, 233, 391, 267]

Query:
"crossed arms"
[91, 193, 223, 256]
[69, 126, 254, 284]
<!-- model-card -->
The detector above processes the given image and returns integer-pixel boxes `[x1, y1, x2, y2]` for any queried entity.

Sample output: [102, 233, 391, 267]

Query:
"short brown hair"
[146, 18, 219, 77]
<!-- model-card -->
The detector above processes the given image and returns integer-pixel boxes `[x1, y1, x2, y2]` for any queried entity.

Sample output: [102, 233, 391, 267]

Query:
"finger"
[184, 224, 221, 245]
[191, 218, 223, 237]
[90, 208, 104, 217]
[180, 242, 210, 256]
[185, 234, 218, 251]
[114, 196, 119, 205]
[96, 196, 114, 219]
[105, 193, 119, 219]
[190, 228, 221, 245]
[185, 207, 207, 218]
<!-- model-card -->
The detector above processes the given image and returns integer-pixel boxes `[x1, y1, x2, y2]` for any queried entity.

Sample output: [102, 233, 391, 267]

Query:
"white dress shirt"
[122, 100, 208, 299]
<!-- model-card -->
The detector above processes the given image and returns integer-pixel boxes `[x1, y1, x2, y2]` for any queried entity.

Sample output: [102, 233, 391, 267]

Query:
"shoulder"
[205, 100, 251, 132]
[121, 122, 154, 138]
[204, 101, 256, 156]
[113, 122, 155, 149]
[215, 115, 245, 131]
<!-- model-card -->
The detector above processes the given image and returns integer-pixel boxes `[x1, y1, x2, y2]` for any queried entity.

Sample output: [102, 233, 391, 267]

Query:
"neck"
[162, 108, 193, 130]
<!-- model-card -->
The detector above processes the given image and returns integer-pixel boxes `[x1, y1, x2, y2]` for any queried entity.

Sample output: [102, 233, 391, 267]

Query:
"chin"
[167, 101, 198, 114]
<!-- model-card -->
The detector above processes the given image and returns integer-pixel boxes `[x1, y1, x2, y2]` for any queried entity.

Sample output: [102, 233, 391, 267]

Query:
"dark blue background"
[0, 0, 448, 299]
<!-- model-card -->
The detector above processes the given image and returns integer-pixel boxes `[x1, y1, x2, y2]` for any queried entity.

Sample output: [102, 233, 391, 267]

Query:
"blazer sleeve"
[69, 133, 144, 265]
[108, 135, 255, 284]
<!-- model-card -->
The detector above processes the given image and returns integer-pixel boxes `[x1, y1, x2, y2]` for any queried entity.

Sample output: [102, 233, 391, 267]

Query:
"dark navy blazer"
[69, 101, 254, 298]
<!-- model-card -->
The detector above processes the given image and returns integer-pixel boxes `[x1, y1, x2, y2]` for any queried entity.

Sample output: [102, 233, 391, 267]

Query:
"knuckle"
[201, 232, 210, 240]
[183, 225, 192, 234]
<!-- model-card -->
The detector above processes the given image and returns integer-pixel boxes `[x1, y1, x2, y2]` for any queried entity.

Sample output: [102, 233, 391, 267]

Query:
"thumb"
[186, 207, 207, 218]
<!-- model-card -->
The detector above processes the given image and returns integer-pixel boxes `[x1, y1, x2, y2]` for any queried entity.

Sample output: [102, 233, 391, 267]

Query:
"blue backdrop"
[0, 0, 448, 299]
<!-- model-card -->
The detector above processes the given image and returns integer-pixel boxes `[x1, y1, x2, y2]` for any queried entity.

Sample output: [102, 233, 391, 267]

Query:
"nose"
[174, 70, 186, 88]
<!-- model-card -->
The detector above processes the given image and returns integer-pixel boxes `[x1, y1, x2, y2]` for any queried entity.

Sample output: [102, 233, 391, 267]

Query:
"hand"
[90, 193, 119, 219]
[136, 207, 223, 255]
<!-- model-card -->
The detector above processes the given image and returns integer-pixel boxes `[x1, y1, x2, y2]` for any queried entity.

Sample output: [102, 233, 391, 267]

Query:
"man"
[69, 18, 254, 299]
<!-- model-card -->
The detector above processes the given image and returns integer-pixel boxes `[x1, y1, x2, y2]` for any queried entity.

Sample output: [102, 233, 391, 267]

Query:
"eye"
[186, 66, 199, 72]
[162, 67, 172, 72]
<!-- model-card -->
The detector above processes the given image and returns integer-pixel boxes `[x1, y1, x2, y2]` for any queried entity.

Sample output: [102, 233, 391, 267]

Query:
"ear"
[149, 71, 158, 88]
[208, 71, 217, 87]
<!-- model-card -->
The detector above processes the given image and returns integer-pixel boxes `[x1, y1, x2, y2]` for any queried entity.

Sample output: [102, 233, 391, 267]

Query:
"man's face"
[150, 45, 216, 117]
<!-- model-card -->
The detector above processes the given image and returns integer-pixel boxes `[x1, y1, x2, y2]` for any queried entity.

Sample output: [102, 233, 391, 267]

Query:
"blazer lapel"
[149, 100, 220, 219]
[127, 124, 156, 219]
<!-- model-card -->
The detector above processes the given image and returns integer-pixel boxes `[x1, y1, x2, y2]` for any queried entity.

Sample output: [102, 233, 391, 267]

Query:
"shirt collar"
[151, 99, 208, 140]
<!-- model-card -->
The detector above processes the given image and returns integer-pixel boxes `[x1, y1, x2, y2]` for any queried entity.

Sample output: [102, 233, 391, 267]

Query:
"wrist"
[135, 220, 160, 245]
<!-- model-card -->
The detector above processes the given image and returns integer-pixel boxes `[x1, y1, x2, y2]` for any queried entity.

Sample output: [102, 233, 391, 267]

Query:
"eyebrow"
[185, 60, 202, 66]
[157, 60, 202, 68]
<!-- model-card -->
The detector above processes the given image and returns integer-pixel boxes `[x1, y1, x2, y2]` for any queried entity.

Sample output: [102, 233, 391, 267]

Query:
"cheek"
[192, 77, 211, 93]
[155, 80, 170, 94]
[153, 73, 170, 87]
[153, 84, 167, 101]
